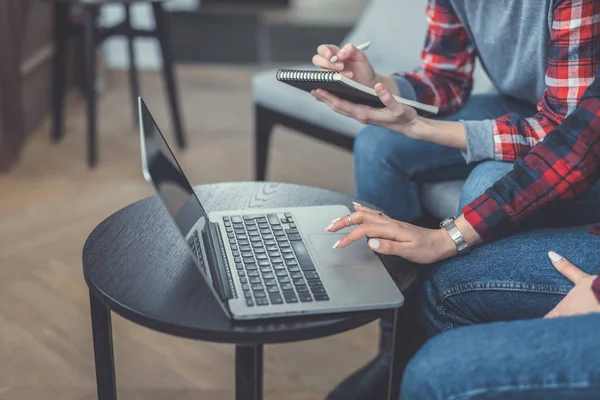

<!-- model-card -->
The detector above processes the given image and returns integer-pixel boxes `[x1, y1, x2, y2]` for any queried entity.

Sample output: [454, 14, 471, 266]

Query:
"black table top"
[83, 182, 418, 345]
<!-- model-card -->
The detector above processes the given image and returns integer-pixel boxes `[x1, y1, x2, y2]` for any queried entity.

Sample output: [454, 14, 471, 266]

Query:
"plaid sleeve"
[462, 78, 600, 242]
[492, 0, 600, 162]
[395, 0, 476, 115]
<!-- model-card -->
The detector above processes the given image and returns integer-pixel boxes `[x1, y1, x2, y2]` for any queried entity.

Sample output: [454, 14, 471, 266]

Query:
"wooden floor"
[0, 65, 379, 399]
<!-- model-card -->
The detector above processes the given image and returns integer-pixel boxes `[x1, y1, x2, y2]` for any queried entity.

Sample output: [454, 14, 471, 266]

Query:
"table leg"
[89, 291, 117, 400]
[387, 308, 405, 400]
[235, 344, 263, 400]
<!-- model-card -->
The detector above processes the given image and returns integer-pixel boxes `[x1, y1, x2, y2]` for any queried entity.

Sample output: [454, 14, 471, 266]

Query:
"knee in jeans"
[353, 125, 416, 175]
[401, 330, 476, 400]
[419, 274, 453, 336]
[459, 161, 514, 210]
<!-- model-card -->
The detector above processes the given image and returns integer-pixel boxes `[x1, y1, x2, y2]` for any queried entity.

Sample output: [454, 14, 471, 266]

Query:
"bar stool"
[49, 0, 186, 167]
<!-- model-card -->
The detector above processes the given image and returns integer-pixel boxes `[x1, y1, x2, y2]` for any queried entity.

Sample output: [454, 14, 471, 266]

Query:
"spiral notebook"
[276, 69, 439, 114]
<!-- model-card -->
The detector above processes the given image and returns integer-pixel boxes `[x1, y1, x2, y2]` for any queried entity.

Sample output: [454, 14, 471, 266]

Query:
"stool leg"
[152, 2, 186, 148]
[254, 105, 275, 181]
[89, 291, 117, 400]
[84, 6, 99, 167]
[387, 309, 403, 399]
[124, 4, 140, 127]
[387, 299, 426, 400]
[51, 2, 70, 142]
[235, 344, 263, 400]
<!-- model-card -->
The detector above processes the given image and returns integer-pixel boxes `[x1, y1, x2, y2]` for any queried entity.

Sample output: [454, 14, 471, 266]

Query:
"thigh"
[422, 225, 600, 325]
[357, 94, 536, 181]
[458, 160, 515, 210]
[401, 313, 600, 400]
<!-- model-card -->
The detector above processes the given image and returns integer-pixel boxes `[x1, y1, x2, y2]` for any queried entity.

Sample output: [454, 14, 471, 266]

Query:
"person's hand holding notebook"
[312, 42, 380, 90]
[276, 42, 438, 139]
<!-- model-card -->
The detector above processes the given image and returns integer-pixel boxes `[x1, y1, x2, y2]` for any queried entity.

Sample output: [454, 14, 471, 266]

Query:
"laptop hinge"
[205, 222, 237, 300]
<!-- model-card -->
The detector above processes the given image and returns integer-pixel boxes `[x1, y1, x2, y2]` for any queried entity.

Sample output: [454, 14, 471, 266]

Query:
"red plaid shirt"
[462, 73, 600, 303]
[398, 0, 600, 162]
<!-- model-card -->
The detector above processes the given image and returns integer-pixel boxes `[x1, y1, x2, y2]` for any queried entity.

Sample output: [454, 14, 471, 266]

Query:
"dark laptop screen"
[140, 99, 208, 237]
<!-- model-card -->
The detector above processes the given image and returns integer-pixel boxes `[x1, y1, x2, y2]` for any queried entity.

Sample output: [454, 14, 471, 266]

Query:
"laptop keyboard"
[223, 212, 330, 307]
[187, 230, 207, 276]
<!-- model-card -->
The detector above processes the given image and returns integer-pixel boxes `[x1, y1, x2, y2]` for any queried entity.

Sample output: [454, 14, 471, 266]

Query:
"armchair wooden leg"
[254, 105, 275, 181]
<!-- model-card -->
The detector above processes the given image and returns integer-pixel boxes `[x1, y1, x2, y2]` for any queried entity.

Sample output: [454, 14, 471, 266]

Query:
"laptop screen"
[139, 98, 208, 238]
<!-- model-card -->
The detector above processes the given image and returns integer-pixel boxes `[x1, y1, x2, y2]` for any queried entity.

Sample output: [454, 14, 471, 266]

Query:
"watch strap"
[440, 217, 469, 255]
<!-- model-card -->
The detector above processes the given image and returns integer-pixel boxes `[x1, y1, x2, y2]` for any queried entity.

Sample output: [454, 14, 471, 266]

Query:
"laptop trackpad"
[309, 233, 373, 268]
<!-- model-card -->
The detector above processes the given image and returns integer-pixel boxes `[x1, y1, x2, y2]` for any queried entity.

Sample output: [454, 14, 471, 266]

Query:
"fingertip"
[548, 251, 563, 263]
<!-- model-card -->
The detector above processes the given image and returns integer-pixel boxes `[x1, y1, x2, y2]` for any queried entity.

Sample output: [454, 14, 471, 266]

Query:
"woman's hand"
[544, 252, 600, 318]
[312, 43, 378, 88]
[325, 203, 457, 264]
[311, 83, 418, 132]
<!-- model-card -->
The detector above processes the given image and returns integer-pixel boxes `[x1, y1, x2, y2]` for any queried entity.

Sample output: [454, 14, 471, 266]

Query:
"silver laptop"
[138, 97, 403, 320]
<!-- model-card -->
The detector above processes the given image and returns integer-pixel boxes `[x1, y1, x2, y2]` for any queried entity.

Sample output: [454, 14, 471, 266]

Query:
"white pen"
[330, 41, 371, 63]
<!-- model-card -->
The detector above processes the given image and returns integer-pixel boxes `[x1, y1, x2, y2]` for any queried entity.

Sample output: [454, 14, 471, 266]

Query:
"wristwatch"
[440, 217, 470, 255]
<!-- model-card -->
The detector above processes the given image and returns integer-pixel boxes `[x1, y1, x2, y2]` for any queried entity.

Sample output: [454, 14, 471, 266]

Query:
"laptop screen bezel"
[138, 97, 231, 316]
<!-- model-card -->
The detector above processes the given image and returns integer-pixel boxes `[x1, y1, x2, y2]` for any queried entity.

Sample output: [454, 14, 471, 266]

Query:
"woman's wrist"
[405, 116, 467, 151]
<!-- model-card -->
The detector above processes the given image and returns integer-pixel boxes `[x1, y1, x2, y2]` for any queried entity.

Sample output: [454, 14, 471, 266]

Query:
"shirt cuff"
[592, 275, 600, 304]
[460, 119, 495, 163]
[461, 193, 500, 242]
[391, 74, 418, 102]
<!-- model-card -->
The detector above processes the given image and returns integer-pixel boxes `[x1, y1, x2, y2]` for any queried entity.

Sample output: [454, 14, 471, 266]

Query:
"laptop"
[138, 97, 404, 320]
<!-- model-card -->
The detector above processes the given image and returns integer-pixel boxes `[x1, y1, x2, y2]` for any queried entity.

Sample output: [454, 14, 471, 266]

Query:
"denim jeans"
[401, 312, 600, 399]
[354, 93, 537, 222]
[402, 225, 600, 399]
[419, 224, 600, 335]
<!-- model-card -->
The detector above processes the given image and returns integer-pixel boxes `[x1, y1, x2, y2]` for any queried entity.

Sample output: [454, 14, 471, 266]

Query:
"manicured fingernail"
[352, 201, 362, 207]
[338, 50, 346, 57]
[324, 223, 333, 231]
[335, 62, 343, 70]
[331, 217, 341, 224]
[368, 239, 380, 249]
[548, 251, 563, 262]
[332, 240, 340, 249]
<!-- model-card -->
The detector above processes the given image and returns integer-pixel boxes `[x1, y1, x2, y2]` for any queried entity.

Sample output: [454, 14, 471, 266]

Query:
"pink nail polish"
[368, 239, 380, 249]
[324, 223, 333, 231]
[548, 251, 563, 262]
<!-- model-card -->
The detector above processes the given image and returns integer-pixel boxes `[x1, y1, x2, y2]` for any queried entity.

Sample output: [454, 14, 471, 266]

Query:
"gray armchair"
[252, 0, 493, 220]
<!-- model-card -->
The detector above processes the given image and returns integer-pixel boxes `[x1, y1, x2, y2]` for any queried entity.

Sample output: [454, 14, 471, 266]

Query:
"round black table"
[83, 182, 419, 400]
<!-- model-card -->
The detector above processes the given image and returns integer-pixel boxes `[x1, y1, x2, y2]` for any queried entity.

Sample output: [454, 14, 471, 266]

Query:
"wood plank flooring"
[0, 65, 379, 399]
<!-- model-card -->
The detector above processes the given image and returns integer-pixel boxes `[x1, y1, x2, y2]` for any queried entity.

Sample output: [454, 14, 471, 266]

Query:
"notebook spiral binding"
[276, 69, 336, 82]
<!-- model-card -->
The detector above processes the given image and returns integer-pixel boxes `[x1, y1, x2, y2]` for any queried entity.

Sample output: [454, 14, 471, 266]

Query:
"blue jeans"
[354, 93, 537, 222]
[403, 225, 600, 399]
[401, 313, 600, 399]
